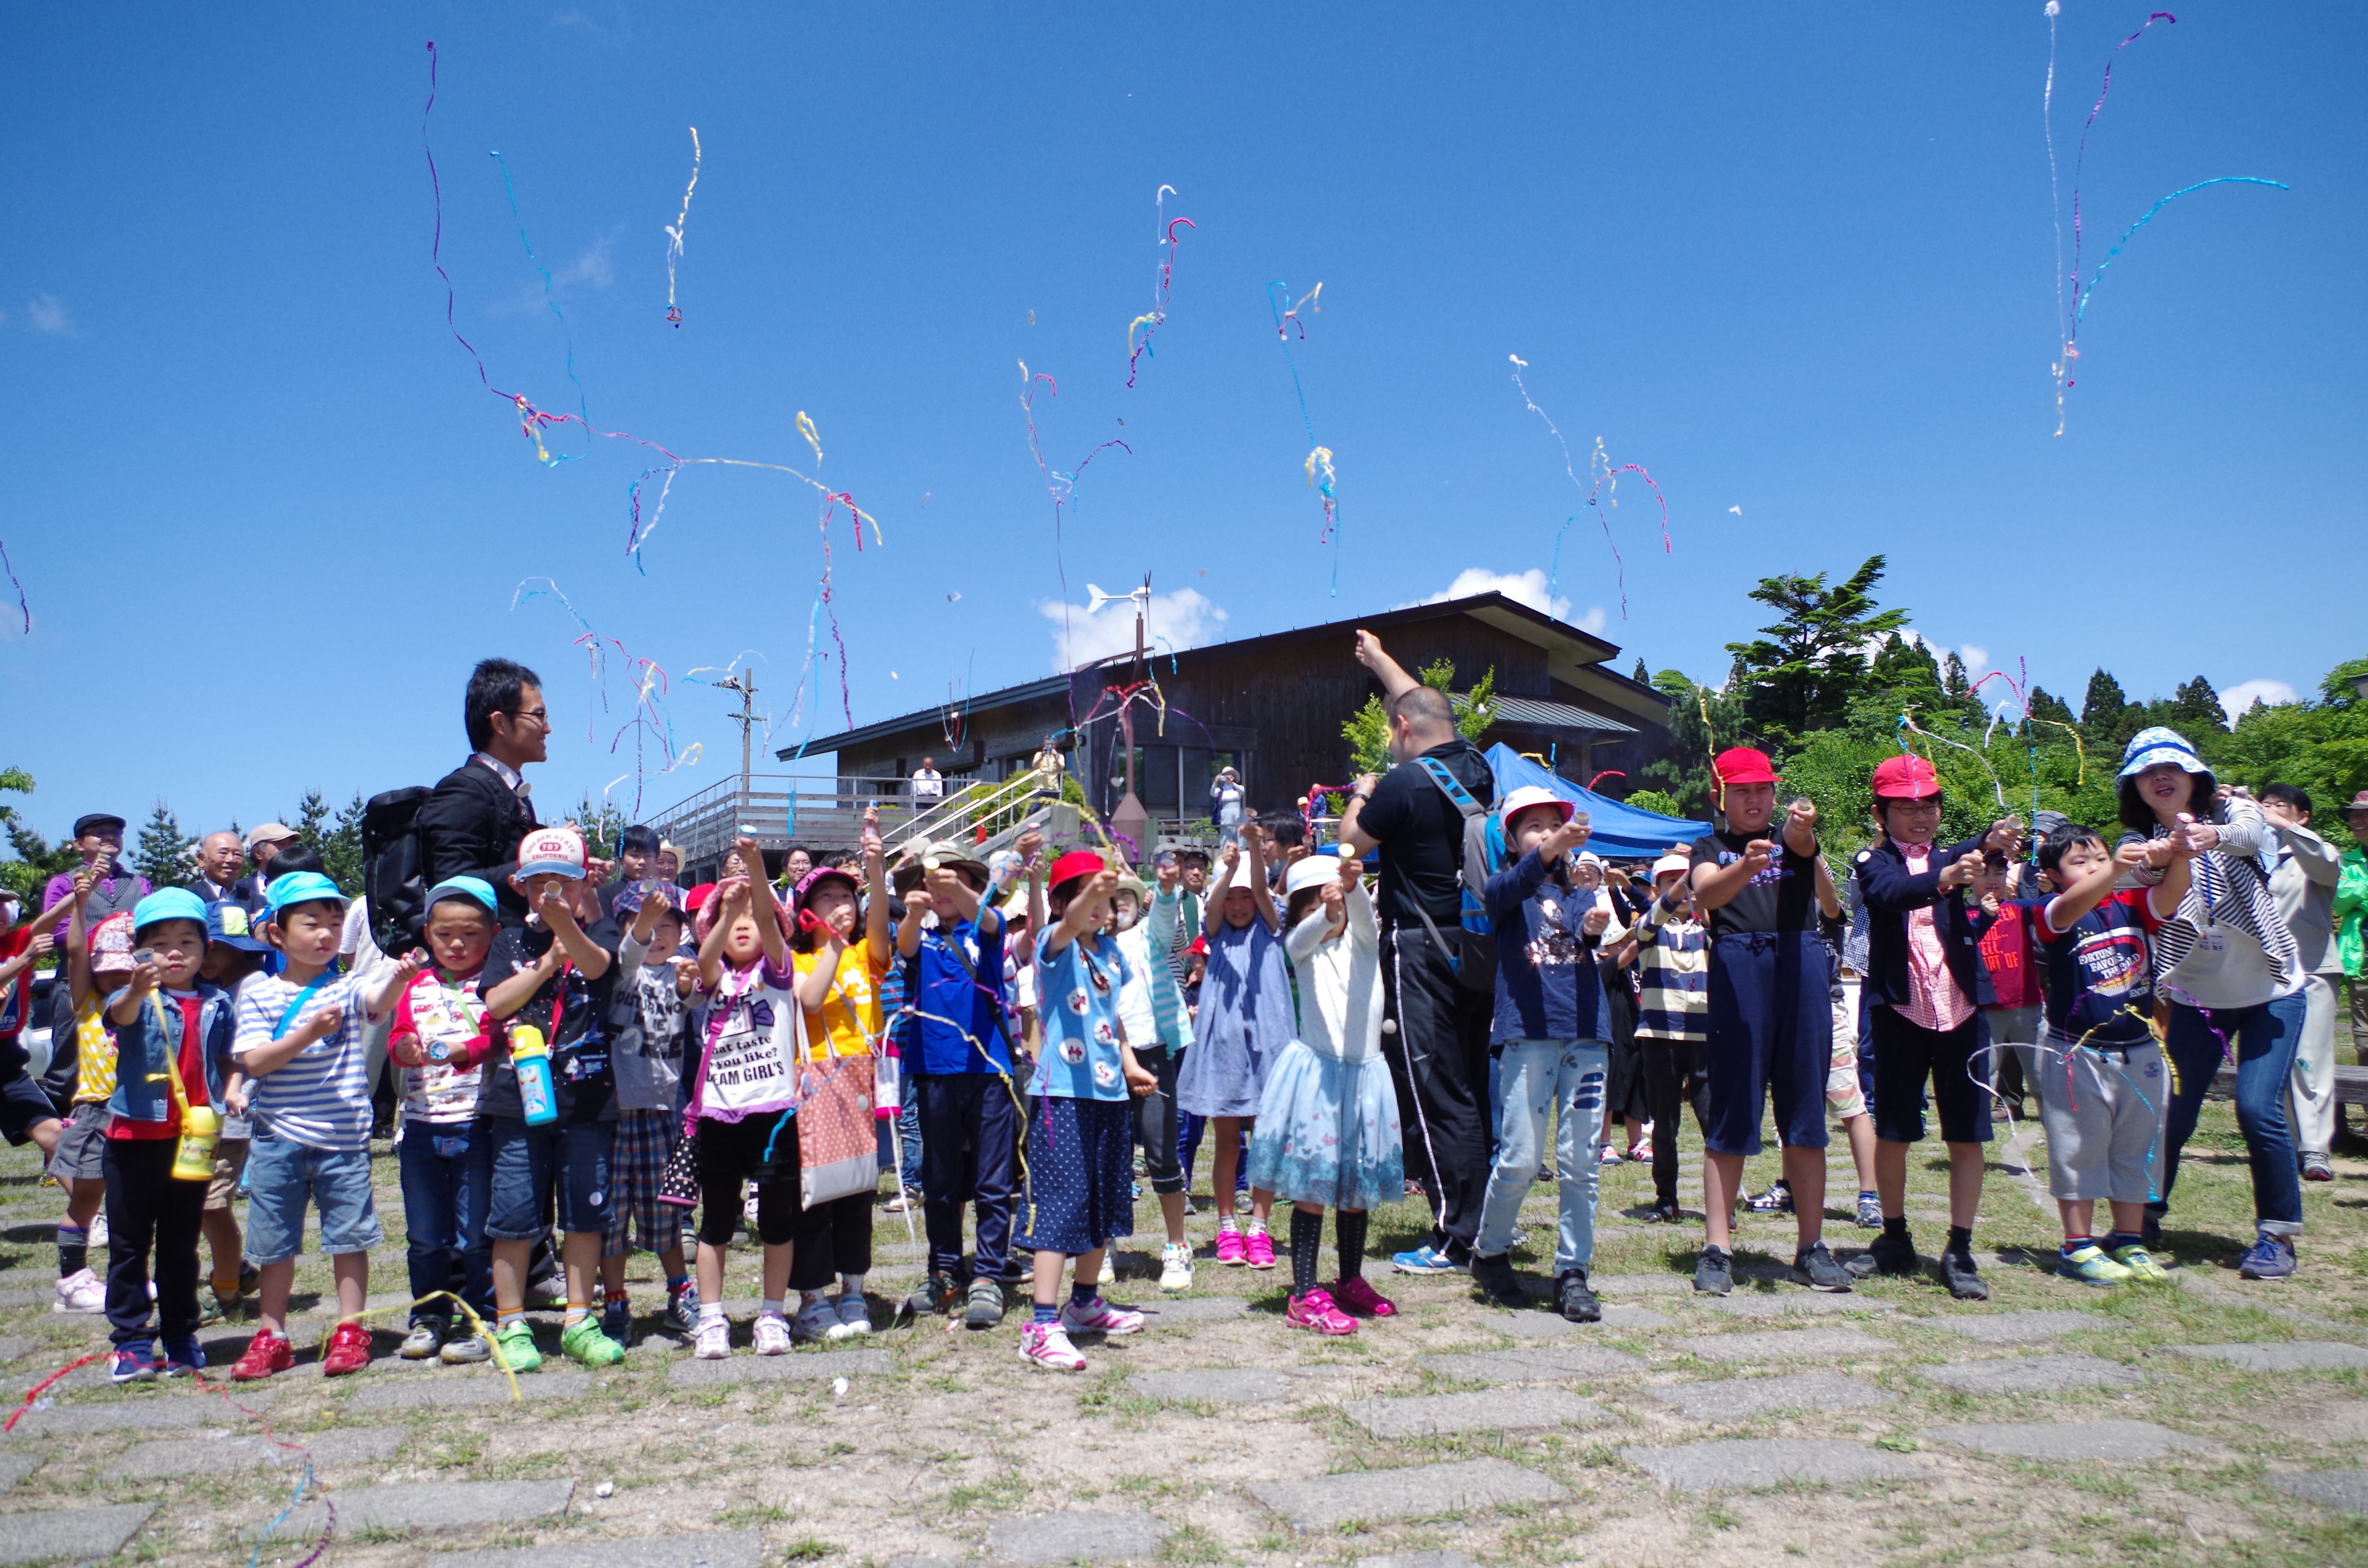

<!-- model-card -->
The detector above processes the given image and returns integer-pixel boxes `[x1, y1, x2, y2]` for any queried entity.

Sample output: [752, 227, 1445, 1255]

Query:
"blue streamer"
[2071, 176, 2289, 331]
[489, 148, 593, 466]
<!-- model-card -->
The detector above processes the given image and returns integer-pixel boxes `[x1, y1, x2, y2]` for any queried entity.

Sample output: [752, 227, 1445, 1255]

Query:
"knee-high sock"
[1334, 1210, 1369, 1281]
[1289, 1207, 1323, 1298]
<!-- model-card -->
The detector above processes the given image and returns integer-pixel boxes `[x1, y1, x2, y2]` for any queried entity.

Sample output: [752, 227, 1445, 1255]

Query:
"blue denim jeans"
[244, 1132, 382, 1265]
[2158, 992, 2308, 1234]
[1475, 1039, 1607, 1273]
[396, 1125, 493, 1326]
[897, 1070, 924, 1196]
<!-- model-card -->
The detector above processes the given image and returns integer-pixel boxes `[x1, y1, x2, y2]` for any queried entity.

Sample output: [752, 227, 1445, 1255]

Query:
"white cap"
[1651, 851, 1691, 882]
[1497, 785, 1575, 834]
[1284, 856, 1342, 899]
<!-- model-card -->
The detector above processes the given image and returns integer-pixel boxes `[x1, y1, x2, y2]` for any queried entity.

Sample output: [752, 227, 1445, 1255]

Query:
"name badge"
[2193, 929, 2228, 954]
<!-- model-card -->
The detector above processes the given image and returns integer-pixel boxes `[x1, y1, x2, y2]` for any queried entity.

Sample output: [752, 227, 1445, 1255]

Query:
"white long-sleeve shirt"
[1284, 881, 1383, 1062]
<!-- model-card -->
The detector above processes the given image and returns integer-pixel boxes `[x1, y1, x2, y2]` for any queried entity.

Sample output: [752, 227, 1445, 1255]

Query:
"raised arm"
[796, 930, 845, 1009]
[1048, 869, 1117, 957]
[860, 810, 892, 968]
[896, 886, 933, 960]
[1353, 628, 1419, 702]
[1243, 831, 1279, 933]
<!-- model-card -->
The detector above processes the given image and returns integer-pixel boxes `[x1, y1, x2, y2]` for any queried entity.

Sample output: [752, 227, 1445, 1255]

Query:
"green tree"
[1630, 656, 1650, 684]
[568, 795, 631, 862]
[322, 794, 368, 894]
[0, 768, 71, 905]
[1622, 787, 1685, 819]
[1342, 658, 1498, 775]
[2026, 686, 2077, 728]
[1723, 556, 1909, 750]
[1631, 669, 1755, 820]
[2080, 669, 2139, 750]
[289, 790, 333, 858]
[132, 802, 196, 889]
[1942, 651, 1970, 702]
[2213, 654, 2368, 815]
[2162, 674, 2228, 736]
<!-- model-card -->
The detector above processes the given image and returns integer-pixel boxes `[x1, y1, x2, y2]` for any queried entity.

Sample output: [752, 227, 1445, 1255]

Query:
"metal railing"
[647, 772, 963, 869]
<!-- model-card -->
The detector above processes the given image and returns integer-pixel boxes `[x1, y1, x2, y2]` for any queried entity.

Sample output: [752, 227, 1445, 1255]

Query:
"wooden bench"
[2209, 1062, 2368, 1110]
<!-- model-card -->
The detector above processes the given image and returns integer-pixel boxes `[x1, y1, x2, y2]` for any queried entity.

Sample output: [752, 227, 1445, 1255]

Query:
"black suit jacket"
[418, 759, 539, 924]
[1852, 834, 1995, 1012]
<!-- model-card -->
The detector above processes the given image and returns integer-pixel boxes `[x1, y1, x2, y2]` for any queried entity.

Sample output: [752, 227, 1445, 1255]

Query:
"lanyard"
[270, 976, 333, 1041]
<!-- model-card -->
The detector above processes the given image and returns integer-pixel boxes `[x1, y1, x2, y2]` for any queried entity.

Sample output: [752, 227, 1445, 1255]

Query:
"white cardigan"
[1285, 881, 1384, 1063]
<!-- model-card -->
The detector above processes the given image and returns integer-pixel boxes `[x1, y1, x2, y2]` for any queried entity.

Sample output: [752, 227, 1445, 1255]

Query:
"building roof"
[780, 589, 1665, 760]
[1469, 695, 1637, 735]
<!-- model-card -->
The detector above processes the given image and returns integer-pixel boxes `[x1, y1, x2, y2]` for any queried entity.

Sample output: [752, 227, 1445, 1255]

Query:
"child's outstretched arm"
[1203, 842, 1240, 936]
[861, 810, 892, 968]
[1244, 832, 1279, 933]
[1048, 869, 1117, 957]
[796, 927, 846, 1009]
[896, 887, 931, 960]
[2045, 845, 2141, 934]
[64, 866, 94, 1011]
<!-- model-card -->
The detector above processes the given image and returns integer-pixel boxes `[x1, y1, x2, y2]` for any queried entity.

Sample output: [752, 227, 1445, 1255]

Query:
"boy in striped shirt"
[227, 872, 419, 1380]
[1630, 851, 1708, 1224]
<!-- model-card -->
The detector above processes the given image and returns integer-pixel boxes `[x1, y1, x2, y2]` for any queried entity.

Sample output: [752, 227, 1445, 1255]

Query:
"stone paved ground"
[0, 1098, 2364, 1567]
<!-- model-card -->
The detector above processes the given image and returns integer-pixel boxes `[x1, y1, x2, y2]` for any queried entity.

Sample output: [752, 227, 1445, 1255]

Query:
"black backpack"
[361, 785, 432, 954]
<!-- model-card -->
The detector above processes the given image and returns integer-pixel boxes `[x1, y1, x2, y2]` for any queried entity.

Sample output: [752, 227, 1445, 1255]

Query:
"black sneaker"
[1746, 1179, 1794, 1213]
[1940, 1249, 1989, 1300]
[661, 1288, 699, 1339]
[1642, 1201, 1686, 1225]
[963, 1276, 1007, 1330]
[1847, 1228, 1919, 1278]
[906, 1272, 961, 1318]
[1795, 1241, 1852, 1292]
[1555, 1268, 1601, 1323]
[1470, 1252, 1529, 1311]
[2142, 1210, 2163, 1248]
[1693, 1247, 1734, 1296]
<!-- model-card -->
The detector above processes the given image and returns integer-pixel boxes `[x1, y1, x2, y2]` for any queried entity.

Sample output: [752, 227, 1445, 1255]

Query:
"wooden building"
[787, 590, 1673, 828]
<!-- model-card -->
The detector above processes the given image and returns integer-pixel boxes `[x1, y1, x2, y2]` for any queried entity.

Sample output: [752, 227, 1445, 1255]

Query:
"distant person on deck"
[911, 759, 945, 804]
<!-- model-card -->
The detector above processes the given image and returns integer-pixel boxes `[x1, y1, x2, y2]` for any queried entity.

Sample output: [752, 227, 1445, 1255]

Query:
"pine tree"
[2169, 675, 2227, 735]
[1942, 651, 1971, 701]
[2080, 669, 2139, 748]
[132, 801, 195, 890]
[0, 767, 74, 904]
[290, 791, 333, 856]
[2027, 686, 2077, 728]
[1723, 556, 1909, 748]
[323, 794, 367, 894]
[1631, 656, 1650, 684]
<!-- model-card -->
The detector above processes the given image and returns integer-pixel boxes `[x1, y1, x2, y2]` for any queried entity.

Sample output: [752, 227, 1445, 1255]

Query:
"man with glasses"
[419, 659, 549, 929]
[36, 815, 147, 942]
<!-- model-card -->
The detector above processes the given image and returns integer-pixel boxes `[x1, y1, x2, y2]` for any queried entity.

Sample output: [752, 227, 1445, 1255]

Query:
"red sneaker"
[1214, 1228, 1247, 1266]
[321, 1320, 373, 1377]
[230, 1330, 295, 1382]
[1284, 1287, 1357, 1335]
[1332, 1276, 1397, 1318]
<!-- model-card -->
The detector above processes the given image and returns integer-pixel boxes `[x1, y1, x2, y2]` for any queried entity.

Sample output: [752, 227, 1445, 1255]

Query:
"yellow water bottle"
[511, 1025, 559, 1127]
[172, 1103, 221, 1183]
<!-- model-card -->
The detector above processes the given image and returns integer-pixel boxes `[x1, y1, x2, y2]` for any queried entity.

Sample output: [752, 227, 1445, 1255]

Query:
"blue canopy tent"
[1483, 744, 1710, 859]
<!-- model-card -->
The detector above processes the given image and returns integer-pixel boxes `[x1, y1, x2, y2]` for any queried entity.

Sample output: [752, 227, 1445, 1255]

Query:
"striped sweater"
[1631, 891, 1709, 1041]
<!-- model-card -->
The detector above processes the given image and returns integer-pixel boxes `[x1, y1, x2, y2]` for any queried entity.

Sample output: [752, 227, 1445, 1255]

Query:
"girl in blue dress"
[1174, 831, 1286, 1268]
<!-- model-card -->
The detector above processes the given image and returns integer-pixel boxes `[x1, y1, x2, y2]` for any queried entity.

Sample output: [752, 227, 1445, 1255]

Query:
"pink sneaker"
[1244, 1229, 1276, 1269]
[1332, 1276, 1398, 1317]
[1018, 1320, 1086, 1372]
[1214, 1227, 1247, 1266]
[1058, 1296, 1146, 1335]
[1285, 1287, 1358, 1335]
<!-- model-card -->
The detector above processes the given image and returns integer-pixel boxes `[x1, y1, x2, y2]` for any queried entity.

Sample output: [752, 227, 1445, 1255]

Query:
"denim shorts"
[244, 1131, 382, 1264]
[482, 1117, 615, 1241]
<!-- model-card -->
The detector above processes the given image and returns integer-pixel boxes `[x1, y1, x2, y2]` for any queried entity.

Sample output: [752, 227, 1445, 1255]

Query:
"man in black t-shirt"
[1337, 630, 1495, 1274]
[1688, 747, 1851, 1296]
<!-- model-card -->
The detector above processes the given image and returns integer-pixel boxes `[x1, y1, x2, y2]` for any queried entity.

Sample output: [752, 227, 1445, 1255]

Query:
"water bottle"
[510, 1024, 559, 1126]
[171, 1103, 221, 1182]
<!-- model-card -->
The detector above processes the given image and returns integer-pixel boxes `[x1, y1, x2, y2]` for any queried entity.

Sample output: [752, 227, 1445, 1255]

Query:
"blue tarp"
[1484, 744, 1711, 859]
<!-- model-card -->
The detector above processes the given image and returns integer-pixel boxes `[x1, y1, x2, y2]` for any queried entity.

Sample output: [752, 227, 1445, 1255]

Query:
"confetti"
[1728, 505, 1743, 516]
[0, 536, 27, 634]
[1018, 360, 1132, 705]
[509, 576, 703, 812]
[1511, 356, 1671, 618]
[1124, 184, 1195, 387]
[663, 126, 701, 326]
[489, 147, 592, 467]
[1267, 280, 1339, 593]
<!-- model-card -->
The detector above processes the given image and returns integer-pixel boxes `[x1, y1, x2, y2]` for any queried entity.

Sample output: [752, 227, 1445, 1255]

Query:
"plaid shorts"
[604, 1108, 684, 1258]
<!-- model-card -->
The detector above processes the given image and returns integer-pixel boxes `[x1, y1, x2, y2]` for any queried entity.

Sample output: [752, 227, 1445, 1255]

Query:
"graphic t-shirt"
[0, 927, 33, 1043]
[691, 957, 802, 1123]
[2038, 889, 2156, 1045]
[109, 991, 210, 1140]
[232, 973, 374, 1151]
[1030, 929, 1133, 1102]
[908, 917, 1009, 1077]
[793, 945, 883, 1062]
[608, 933, 688, 1114]
[68, 993, 119, 1104]
[392, 968, 489, 1125]
[1973, 900, 2045, 1011]
[1690, 830, 1818, 938]
[478, 919, 622, 1125]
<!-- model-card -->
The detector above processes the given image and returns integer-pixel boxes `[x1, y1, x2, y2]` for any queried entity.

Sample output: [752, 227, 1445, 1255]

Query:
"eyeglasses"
[1886, 799, 1943, 813]
[506, 708, 551, 726]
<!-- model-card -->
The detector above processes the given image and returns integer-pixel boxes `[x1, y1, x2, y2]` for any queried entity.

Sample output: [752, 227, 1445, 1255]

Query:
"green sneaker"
[492, 1320, 543, 1373]
[2054, 1243, 2133, 1286]
[560, 1315, 627, 1367]
[2108, 1242, 2170, 1281]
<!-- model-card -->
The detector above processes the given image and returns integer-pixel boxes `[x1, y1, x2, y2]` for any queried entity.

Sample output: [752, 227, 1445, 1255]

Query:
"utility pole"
[1111, 573, 1152, 865]
[713, 669, 766, 828]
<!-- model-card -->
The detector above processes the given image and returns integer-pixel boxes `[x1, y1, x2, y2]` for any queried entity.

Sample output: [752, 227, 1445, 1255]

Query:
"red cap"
[1712, 747, 1778, 786]
[1871, 753, 1943, 800]
[1046, 850, 1108, 891]
[684, 882, 717, 911]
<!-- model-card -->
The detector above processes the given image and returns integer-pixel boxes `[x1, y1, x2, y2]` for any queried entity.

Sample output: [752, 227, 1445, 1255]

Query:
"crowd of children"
[0, 713, 2355, 1383]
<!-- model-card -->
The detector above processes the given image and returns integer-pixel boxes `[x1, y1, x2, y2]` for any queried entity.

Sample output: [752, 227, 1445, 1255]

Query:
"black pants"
[1381, 922, 1491, 1256]
[1132, 1044, 1186, 1196]
[104, 1139, 205, 1348]
[1639, 1034, 1711, 1209]
[789, 1191, 873, 1290]
[914, 1073, 1018, 1280]
[694, 1114, 802, 1249]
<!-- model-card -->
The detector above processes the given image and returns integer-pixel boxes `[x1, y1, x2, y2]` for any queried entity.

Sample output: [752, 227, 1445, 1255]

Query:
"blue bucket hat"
[2117, 725, 2209, 781]
[263, 870, 348, 918]
[131, 887, 209, 936]
[205, 900, 271, 952]
[424, 876, 499, 916]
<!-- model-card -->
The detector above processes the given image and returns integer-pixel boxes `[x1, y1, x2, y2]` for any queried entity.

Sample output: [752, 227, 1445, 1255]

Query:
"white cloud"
[24, 295, 71, 334]
[556, 236, 616, 290]
[1959, 643, 1989, 676]
[1411, 567, 1592, 625]
[2220, 677, 2298, 724]
[1040, 588, 1227, 671]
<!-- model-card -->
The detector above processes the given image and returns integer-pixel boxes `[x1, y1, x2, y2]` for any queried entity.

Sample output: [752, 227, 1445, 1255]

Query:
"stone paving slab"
[2279, 1399, 2368, 1441]
[0, 1337, 33, 1363]
[1670, 1326, 1896, 1362]
[118, 1424, 406, 1478]
[1355, 1555, 1480, 1568]
[10, 1386, 281, 1435]
[1586, 1275, 1692, 1297]
[1250, 1456, 1566, 1531]
[985, 1508, 1169, 1564]
[1129, 1368, 1297, 1404]
[257, 1479, 575, 1539]
[1712, 1292, 1896, 1319]
[1921, 1419, 2232, 1462]
[0, 1289, 60, 1311]
[1419, 1345, 1646, 1383]
[424, 1531, 768, 1568]
[1647, 1371, 1898, 1421]
[2271, 1469, 2368, 1514]
[1344, 1386, 1608, 1439]
[0, 1453, 40, 1496]
[665, 1348, 889, 1388]
[1918, 1353, 2144, 1395]
[0, 1502, 157, 1565]
[1136, 1296, 1251, 1323]
[1624, 1437, 1925, 1492]
[1931, 1310, 2103, 1345]
[348, 1371, 594, 1409]
[2171, 1341, 2368, 1372]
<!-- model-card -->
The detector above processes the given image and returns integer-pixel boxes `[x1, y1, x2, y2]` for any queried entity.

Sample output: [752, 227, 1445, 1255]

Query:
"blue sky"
[3, 2, 2360, 842]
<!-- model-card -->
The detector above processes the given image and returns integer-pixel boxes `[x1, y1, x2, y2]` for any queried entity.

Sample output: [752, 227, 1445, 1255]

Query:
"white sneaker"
[884, 1190, 916, 1213]
[1159, 1242, 1195, 1292]
[825, 1293, 871, 1340]
[87, 1214, 108, 1250]
[1018, 1320, 1086, 1372]
[53, 1268, 103, 1314]
[753, 1313, 793, 1356]
[790, 1298, 834, 1344]
[694, 1317, 732, 1359]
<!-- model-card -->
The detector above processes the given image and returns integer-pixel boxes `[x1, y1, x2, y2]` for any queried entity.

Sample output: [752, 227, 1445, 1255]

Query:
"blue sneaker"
[2237, 1232, 2296, 1280]
[158, 1337, 204, 1377]
[1390, 1244, 1466, 1276]
[601, 1298, 632, 1348]
[109, 1347, 158, 1385]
